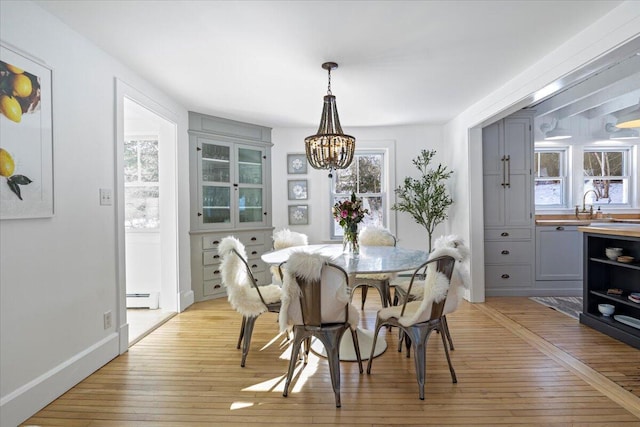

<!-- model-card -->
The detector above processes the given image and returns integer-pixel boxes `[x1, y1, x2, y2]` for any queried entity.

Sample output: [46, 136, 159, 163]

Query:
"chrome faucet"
[576, 190, 599, 218]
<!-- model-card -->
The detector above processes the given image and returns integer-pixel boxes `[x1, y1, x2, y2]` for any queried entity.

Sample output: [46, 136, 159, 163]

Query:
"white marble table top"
[261, 243, 430, 275]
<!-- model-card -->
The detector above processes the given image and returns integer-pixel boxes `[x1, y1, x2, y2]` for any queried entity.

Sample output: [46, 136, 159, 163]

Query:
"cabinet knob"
[251, 251, 258, 255]
[214, 270, 220, 274]
[501, 250, 510, 255]
[213, 240, 220, 244]
[214, 284, 221, 289]
[251, 237, 257, 241]
[213, 255, 220, 259]
[501, 232, 509, 237]
[556, 226, 564, 231]
[501, 274, 510, 279]
[197, 212, 202, 217]
[251, 264, 258, 269]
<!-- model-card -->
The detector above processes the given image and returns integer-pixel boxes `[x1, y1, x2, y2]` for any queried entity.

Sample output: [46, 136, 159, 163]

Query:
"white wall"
[0, 2, 191, 425]
[271, 124, 447, 251]
[444, 1, 640, 303]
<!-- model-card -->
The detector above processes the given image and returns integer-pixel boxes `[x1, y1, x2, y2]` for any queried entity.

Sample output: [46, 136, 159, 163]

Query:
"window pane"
[139, 140, 159, 182]
[535, 180, 562, 205]
[537, 152, 560, 177]
[124, 141, 138, 183]
[583, 151, 624, 177]
[335, 162, 356, 193]
[584, 178, 628, 204]
[358, 155, 381, 193]
[125, 186, 159, 229]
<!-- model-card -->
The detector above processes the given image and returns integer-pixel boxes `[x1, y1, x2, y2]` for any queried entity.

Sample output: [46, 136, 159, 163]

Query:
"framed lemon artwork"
[0, 43, 53, 219]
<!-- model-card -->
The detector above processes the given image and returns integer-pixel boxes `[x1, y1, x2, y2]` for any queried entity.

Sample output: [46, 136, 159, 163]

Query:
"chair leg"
[361, 285, 368, 310]
[315, 328, 348, 408]
[240, 316, 257, 368]
[438, 324, 457, 383]
[349, 328, 364, 374]
[366, 318, 385, 374]
[236, 316, 246, 350]
[283, 328, 305, 398]
[441, 315, 454, 351]
[406, 326, 432, 400]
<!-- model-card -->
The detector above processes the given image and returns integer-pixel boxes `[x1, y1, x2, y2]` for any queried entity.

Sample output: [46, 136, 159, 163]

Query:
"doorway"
[116, 81, 179, 350]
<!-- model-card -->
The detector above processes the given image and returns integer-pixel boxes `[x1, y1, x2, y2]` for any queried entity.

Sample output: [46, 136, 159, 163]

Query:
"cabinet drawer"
[239, 232, 266, 246]
[203, 280, 225, 297]
[203, 251, 222, 265]
[202, 235, 225, 250]
[485, 228, 532, 240]
[484, 241, 534, 264]
[485, 265, 532, 288]
[203, 265, 222, 281]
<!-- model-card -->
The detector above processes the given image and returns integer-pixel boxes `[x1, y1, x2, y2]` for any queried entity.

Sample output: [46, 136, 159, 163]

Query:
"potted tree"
[392, 149, 453, 252]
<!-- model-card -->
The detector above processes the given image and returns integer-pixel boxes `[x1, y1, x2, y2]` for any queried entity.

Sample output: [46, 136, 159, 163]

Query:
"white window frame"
[534, 146, 569, 209]
[583, 146, 631, 208]
[328, 140, 396, 241]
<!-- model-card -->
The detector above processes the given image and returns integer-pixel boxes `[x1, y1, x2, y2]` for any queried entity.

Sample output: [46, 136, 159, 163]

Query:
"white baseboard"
[180, 289, 194, 312]
[0, 333, 119, 427]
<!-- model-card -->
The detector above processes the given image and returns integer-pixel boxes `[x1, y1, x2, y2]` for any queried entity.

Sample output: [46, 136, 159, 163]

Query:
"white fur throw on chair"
[273, 229, 309, 249]
[279, 252, 359, 332]
[359, 226, 395, 246]
[218, 236, 281, 318]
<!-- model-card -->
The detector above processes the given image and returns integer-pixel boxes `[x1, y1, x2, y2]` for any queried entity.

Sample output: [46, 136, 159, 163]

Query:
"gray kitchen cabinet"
[483, 111, 535, 296]
[535, 226, 582, 281]
[189, 112, 274, 301]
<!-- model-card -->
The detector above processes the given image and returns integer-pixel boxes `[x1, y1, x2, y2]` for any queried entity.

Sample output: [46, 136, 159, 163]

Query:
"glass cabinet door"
[236, 146, 266, 226]
[201, 142, 230, 183]
[237, 147, 263, 185]
[238, 187, 263, 224]
[202, 185, 231, 224]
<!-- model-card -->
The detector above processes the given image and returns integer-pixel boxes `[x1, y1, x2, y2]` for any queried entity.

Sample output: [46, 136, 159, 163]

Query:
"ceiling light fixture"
[304, 62, 355, 178]
[615, 99, 640, 128]
[540, 120, 571, 140]
[605, 123, 639, 140]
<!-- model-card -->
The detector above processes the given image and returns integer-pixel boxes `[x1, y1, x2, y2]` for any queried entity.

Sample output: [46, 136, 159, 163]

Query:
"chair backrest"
[279, 252, 356, 328]
[359, 226, 396, 247]
[400, 255, 456, 323]
[219, 236, 270, 313]
[273, 229, 309, 249]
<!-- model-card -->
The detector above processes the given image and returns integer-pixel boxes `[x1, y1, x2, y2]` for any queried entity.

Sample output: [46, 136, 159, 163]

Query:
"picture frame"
[288, 204, 308, 225]
[287, 179, 308, 200]
[1, 43, 54, 219]
[287, 153, 307, 174]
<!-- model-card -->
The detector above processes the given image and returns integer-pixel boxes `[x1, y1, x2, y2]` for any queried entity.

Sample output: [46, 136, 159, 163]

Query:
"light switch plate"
[99, 188, 113, 206]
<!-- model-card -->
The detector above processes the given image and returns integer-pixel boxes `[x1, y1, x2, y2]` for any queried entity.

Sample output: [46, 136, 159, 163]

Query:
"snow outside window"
[534, 148, 567, 208]
[124, 137, 160, 229]
[583, 148, 630, 207]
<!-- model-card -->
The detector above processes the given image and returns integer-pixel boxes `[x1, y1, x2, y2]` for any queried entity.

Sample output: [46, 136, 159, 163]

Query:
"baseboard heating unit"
[126, 292, 159, 309]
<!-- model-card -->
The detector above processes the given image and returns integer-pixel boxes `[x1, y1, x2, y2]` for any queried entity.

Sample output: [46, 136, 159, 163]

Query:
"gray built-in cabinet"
[189, 112, 274, 301]
[483, 111, 536, 296]
[535, 225, 583, 294]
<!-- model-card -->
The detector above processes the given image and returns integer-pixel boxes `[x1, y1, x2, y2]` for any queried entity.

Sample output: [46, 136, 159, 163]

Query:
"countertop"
[577, 223, 640, 238]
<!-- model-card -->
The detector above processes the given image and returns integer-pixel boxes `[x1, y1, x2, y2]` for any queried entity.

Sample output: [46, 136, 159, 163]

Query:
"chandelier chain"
[327, 67, 332, 95]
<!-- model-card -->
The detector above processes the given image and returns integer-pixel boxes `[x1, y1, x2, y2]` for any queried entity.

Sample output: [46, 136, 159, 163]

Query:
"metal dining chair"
[218, 236, 282, 367]
[367, 255, 457, 400]
[351, 226, 397, 309]
[279, 252, 363, 408]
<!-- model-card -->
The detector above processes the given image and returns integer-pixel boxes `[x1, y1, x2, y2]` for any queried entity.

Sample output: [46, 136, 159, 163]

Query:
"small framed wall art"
[288, 204, 308, 225]
[287, 153, 307, 174]
[287, 179, 308, 200]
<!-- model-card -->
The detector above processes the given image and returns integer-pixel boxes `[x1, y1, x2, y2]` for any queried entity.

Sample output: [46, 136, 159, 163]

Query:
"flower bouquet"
[332, 192, 369, 254]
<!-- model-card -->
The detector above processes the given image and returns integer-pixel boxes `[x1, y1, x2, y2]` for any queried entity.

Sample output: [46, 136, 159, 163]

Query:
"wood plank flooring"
[22, 295, 640, 426]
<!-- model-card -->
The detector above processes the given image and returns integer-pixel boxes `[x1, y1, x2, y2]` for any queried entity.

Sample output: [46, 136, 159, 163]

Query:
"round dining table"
[261, 243, 430, 360]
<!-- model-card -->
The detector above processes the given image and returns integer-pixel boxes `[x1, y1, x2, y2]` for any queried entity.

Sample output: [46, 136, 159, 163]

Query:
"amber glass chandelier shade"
[305, 94, 355, 170]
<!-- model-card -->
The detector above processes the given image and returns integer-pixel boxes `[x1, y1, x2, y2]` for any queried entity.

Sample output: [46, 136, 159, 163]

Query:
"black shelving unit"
[580, 232, 640, 349]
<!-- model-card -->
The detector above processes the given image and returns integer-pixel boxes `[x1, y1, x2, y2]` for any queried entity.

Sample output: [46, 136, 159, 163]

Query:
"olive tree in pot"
[392, 149, 453, 252]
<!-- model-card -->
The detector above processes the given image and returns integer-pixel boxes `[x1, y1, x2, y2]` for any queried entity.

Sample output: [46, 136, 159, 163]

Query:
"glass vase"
[342, 224, 360, 255]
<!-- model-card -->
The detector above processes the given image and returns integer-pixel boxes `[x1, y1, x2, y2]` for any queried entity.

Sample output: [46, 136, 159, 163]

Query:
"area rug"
[529, 296, 583, 320]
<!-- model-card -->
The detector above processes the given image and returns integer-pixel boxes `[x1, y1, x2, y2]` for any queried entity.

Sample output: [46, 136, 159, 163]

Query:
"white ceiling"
[36, 0, 627, 129]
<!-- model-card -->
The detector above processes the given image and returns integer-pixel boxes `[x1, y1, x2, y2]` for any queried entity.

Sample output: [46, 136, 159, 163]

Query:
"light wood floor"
[23, 295, 640, 426]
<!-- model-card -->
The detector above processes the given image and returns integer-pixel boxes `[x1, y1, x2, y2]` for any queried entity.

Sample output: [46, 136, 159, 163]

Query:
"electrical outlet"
[103, 311, 112, 330]
[99, 188, 113, 206]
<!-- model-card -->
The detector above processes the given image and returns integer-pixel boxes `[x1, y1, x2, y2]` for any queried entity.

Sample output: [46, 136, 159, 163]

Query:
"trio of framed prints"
[286, 153, 308, 225]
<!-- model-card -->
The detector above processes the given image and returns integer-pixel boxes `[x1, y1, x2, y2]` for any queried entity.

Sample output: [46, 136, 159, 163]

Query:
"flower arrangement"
[332, 192, 369, 253]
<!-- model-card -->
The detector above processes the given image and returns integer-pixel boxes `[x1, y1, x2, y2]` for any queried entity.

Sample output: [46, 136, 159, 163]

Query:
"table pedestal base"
[311, 328, 387, 361]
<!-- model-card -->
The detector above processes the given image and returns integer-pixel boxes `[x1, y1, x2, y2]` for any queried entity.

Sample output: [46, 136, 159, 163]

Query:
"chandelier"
[304, 62, 355, 177]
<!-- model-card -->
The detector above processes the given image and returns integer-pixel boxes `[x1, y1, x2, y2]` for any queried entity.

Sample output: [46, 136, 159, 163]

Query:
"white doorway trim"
[115, 79, 179, 354]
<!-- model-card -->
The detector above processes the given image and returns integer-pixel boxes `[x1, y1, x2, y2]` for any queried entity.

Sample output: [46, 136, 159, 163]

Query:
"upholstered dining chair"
[219, 236, 282, 367]
[392, 235, 471, 351]
[351, 226, 397, 309]
[271, 229, 309, 284]
[367, 254, 457, 400]
[279, 252, 363, 408]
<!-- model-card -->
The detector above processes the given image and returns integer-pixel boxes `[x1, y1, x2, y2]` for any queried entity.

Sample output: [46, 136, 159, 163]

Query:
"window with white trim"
[534, 148, 568, 207]
[124, 136, 160, 229]
[330, 151, 386, 239]
[583, 148, 630, 206]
